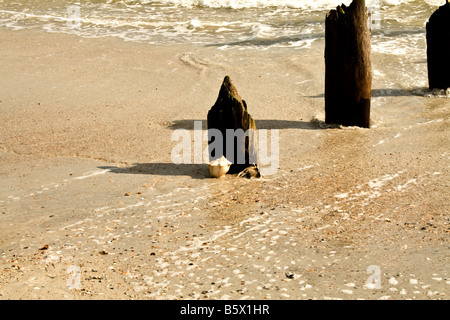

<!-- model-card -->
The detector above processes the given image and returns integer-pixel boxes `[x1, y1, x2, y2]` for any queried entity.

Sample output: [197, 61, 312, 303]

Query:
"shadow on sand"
[168, 119, 324, 130]
[308, 88, 432, 99]
[99, 163, 209, 180]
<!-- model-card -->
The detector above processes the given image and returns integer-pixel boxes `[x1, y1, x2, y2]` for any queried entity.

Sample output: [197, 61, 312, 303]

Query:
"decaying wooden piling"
[207, 76, 258, 174]
[426, 0, 450, 90]
[325, 0, 372, 128]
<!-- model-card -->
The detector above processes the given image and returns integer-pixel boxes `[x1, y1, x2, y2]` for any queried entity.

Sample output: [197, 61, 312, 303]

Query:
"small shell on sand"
[209, 156, 232, 178]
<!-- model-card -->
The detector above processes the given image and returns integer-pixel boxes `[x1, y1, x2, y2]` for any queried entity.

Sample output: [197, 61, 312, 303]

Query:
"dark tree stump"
[427, 0, 450, 90]
[325, 0, 372, 128]
[207, 76, 258, 174]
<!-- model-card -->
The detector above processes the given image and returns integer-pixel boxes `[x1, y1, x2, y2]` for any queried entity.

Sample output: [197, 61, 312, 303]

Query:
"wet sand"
[0, 28, 448, 300]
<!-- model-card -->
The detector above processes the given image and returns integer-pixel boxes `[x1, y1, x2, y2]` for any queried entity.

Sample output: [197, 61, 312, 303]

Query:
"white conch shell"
[209, 156, 232, 178]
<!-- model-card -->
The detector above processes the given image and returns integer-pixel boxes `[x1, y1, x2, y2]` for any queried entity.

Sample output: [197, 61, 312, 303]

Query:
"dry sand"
[0, 27, 448, 300]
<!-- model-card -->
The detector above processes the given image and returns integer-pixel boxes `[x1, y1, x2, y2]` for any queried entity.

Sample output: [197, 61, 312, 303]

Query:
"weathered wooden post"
[207, 76, 258, 174]
[426, 0, 450, 90]
[325, 0, 372, 128]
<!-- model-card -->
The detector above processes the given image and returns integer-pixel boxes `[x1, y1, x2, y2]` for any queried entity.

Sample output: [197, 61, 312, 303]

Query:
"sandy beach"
[0, 26, 448, 300]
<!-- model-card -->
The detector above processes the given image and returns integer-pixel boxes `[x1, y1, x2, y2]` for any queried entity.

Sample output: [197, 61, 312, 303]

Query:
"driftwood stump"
[207, 76, 258, 174]
[427, 0, 450, 90]
[325, 0, 372, 128]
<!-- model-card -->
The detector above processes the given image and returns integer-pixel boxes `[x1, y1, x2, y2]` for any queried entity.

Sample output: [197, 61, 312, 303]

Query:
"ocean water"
[1, 0, 448, 96]
[0, 0, 445, 48]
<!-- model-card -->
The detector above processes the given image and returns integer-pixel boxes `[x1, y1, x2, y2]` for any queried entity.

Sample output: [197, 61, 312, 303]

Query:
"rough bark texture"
[325, 0, 372, 128]
[426, 0, 450, 90]
[207, 76, 258, 174]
